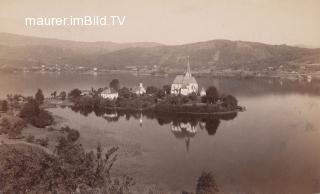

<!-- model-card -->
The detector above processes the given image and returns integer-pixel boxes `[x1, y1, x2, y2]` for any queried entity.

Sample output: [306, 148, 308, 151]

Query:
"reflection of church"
[70, 106, 237, 152]
[171, 122, 198, 152]
[169, 114, 234, 152]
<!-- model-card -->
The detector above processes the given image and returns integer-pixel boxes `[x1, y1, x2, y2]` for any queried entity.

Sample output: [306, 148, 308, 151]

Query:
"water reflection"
[69, 106, 237, 151]
[48, 93, 320, 194]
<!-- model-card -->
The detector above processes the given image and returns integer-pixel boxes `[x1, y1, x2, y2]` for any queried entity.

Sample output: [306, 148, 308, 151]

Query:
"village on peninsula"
[46, 57, 244, 115]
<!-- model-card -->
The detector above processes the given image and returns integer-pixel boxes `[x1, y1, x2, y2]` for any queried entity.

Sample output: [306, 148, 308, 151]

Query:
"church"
[171, 57, 199, 95]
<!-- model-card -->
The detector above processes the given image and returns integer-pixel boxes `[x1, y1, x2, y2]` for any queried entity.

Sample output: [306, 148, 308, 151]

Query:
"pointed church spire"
[186, 56, 191, 77]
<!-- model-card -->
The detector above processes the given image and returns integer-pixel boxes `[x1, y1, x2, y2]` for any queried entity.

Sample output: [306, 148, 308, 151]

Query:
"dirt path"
[0, 136, 55, 155]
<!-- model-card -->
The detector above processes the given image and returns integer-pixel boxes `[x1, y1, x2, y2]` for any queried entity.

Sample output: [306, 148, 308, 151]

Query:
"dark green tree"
[182, 96, 190, 104]
[189, 93, 198, 101]
[163, 85, 171, 95]
[156, 89, 166, 99]
[69, 88, 81, 99]
[222, 94, 238, 110]
[118, 87, 131, 98]
[146, 86, 159, 95]
[20, 98, 40, 118]
[51, 91, 57, 99]
[19, 98, 53, 128]
[196, 172, 219, 194]
[59, 91, 67, 100]
[205, 86, 219, 104]
[109, 79, 120, 91]
[35, 89, 44, 104]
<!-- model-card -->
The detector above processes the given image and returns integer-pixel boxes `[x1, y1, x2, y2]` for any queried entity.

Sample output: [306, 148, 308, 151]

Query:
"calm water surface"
[1, 72, 320, 193]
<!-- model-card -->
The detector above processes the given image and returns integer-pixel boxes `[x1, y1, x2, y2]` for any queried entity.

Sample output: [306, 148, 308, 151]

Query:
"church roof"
[101, 88, 118, 94]
[172, 56, 198, 86]
[172, 75, 184, 84]
[132, 85, 145, 92]
[172, 75, 198, 85]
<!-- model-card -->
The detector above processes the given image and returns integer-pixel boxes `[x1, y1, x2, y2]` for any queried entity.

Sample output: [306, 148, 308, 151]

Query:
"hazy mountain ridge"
[0, 32, 319, 70]
[0, 32, 161, 55]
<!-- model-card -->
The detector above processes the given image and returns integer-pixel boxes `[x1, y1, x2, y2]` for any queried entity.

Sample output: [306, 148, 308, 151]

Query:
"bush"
[20, 98, 40, 118]
[35, 137, 49, 147]
[8, 120, 26, 139]
[59, 91, 67, 100]
[189, 93, 198, 101]
[60, 126, 80, 142]
[205, 86, 219, 104]
[35, 89, 44, 104]
[118, 87, 131, 98]
[196, 172, 219, 194]
[163, 85, 171, 95]
[222, 94, 238, 110]
[0, 142, 133, 193]
[20, 98, 53, 128]
[0, 118, 10, 134]
[109, 79, 120, 91]
[26, 135, 35, 143]
[31, 110, 54, 128]
[69, 88, 82, 99]
[0, 117, 26, 139]
[47, 126, 55, 131]
[146, 86, 159, 95]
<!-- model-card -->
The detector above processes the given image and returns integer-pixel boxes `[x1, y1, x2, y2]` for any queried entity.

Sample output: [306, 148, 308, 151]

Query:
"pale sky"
[0, 0, 319, 47]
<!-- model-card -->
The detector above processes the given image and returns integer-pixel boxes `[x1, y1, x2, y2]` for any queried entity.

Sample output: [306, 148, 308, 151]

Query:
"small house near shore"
[100, 88, 118, 100]
[132, 83, 146, 95]
[200, 88, 206, 96]
[81, 89, 92, 96]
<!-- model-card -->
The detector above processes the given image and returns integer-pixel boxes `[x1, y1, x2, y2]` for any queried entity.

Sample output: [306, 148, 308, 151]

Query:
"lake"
[1, 72, 320, 193]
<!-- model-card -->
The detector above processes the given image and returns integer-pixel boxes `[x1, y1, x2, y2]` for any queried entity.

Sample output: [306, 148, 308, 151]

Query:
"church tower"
[185, 56, 191, 77]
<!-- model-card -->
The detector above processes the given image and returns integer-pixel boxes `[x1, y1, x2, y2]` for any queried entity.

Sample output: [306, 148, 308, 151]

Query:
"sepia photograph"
[0, 0, 320, 193]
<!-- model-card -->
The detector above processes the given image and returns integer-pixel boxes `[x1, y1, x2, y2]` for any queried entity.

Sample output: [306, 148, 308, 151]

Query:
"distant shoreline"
[1, 70, 319, 81]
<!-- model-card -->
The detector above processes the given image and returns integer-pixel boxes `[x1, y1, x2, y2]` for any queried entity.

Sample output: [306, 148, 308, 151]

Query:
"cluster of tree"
[5, 94, 26, 110]
[60, 126, 80, 142]
[6, 94, 24, 102]
[0, 130, 134, 193]
[19, 98, 53, 128]
[201, 86, 238, 110]
[71, 88, 238, 114]
[35, 88, 67, 101]
[201, 87, 219, 104]
[155, 95, 237, 113]
[145, 85, 171, 97]
[50, 91, 67, 100]
[68, 78, 239, 114]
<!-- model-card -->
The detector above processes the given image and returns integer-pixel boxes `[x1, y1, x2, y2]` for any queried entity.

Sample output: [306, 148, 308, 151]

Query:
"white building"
[100, 88, 119, 100]
[200, 88, 206, 96]
[81, 89, 92, 96]
[132, 83, 146, 95]
[171, 57, 198, 95]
